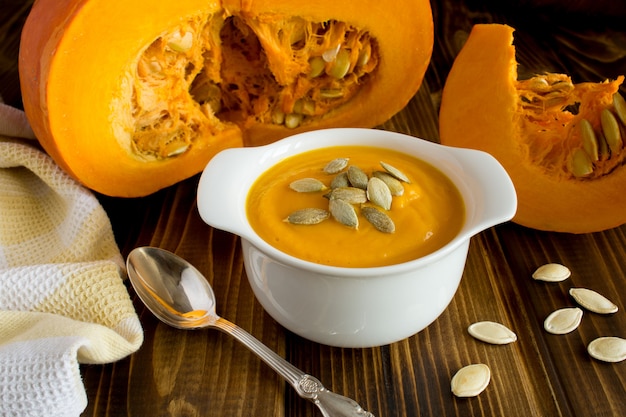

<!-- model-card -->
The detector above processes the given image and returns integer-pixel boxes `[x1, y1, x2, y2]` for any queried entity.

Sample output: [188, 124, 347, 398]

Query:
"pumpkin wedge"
[19, 0, 433, 197]
[439, 24, 626, 233]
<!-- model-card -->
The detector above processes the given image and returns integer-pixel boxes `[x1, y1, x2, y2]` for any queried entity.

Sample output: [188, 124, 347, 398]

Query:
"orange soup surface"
[246, 145, 465, 267]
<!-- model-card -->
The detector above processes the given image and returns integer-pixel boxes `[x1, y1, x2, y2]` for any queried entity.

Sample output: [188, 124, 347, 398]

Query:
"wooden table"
[3, 1, 625, 416]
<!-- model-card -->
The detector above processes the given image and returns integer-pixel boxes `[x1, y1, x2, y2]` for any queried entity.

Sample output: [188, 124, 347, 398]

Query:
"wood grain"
[3, 1, 625, 416]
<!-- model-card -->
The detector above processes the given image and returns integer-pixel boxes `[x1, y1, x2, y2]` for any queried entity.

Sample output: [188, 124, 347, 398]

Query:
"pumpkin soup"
[246, 145, 465, 267]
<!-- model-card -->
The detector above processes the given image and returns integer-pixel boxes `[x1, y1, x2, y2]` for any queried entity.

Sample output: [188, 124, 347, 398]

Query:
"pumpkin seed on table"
[467, 321, 517, 345]
[289, 178, 328, 192]
[366, 177, 392, 210]
[451, 364, 491, 398]
[531, 263, 571, 282]
[543, 307, 583, 335]
[361, 206, 395, 233]
[284, 208, 330, 225]
[587, 336, 626, 363]
[569, 288, 618, 314]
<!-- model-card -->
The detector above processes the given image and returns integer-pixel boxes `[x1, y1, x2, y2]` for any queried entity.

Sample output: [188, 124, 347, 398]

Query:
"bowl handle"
[447, 146, 517, 235]
[197, 147, 260, 237]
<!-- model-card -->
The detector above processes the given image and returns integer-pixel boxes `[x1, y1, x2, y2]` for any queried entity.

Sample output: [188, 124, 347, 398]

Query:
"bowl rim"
[199, 128, 514, 277]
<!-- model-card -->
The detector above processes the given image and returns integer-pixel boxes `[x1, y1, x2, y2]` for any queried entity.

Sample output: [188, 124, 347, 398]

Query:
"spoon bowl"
[127, 246, 374, 417]
[127, 246, 216, 329]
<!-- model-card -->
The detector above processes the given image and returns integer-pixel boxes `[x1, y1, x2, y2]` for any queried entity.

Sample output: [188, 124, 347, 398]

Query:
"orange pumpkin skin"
[439, 24, 626, 233]
[19, 0, 433, 197]
[19, 0, 241, 198]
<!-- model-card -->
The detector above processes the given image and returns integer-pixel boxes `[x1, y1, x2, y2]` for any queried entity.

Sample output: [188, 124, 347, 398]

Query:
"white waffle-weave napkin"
[0, 102, 143, 417]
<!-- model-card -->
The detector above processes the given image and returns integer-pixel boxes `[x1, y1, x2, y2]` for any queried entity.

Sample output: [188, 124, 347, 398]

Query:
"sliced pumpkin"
[19, 0, 433, 197]
[439, 24, 626, 233]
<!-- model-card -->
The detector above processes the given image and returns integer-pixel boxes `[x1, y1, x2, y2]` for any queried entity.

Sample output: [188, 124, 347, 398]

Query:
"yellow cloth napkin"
[0, 102, 143, 416]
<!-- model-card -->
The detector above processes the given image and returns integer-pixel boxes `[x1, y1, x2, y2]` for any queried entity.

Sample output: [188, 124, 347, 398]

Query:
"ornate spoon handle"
[212, 317, 375, 417]
[295, 374, 375, 417]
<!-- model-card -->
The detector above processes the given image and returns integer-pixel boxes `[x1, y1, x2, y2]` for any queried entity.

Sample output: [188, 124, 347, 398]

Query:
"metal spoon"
[126, 246, 374, 417]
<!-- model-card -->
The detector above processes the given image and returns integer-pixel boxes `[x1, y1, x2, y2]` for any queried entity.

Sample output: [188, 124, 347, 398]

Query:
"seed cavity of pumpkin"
[129, 15, 379, 159]
[517, 74, 625, 180]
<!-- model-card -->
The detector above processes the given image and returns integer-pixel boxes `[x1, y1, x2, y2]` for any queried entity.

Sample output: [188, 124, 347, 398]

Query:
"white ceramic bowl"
[197, 128, 516, 348]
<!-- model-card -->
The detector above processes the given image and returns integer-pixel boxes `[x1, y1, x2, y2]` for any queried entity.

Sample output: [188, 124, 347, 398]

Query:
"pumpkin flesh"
[439, 24, 626, 233]
[19, 0, 433, 197]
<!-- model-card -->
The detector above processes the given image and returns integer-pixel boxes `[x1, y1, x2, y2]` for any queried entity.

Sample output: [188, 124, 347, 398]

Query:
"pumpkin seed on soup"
[324, 187, 368, 204]
[347, 165, 369, 189]
[329, 198, 358, 228]
[372, 171, 404, 196]
[366, 177, 392, 210]
[289, 178, 328, 192]
[361, 206, 395, 233]
[380, 161, 410, 183]
[323, 157, 349, 174]
[285, 208, 330, 225]
[330, 172, 350, 189]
